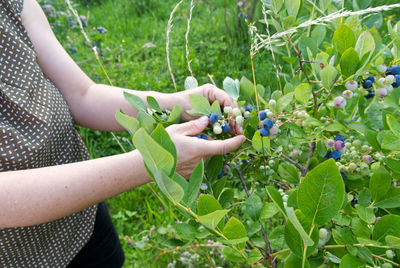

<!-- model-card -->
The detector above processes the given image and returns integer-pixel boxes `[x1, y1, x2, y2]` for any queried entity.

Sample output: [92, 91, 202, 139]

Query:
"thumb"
[173, 116, 209, 136]
[205, 135, 246, 155]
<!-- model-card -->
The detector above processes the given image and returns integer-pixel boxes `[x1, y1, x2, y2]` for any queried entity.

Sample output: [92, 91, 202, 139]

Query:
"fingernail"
[199, 116, 209, 123]
[239, 126, 243, 134]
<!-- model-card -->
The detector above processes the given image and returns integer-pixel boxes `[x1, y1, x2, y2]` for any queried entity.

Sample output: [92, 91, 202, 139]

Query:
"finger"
[199, 135, 246, 156]
[202, 84, 238, 109]
[170, 116, 209, 136]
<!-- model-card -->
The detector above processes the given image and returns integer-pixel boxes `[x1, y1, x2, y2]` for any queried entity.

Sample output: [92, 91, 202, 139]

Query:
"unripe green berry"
[382, 263, 392, 268]
[235, 115, 244, 125]
[244, 111, 251, 118]
[386, 249, 395, 259]
[267, 111, 274, 118]
[224, 106, 233, 114]
[361, 145, 370, 152]
[232, 108, 241, 117]
[349, 163, 357, 172]
[268, 160, 275, 166]
[213, 123, 222, 134]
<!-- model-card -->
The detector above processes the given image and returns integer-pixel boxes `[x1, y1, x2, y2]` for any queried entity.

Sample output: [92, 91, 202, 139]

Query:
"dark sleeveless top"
[0, 0, 97, 266]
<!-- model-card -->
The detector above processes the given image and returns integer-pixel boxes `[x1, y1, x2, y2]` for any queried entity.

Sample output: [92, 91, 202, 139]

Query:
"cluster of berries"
[208, 111, 232, 135]
[325, 135, 346, 161]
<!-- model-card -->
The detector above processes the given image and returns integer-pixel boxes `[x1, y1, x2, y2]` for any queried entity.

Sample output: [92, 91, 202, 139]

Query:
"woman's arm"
[21, 0, 239, 132]
[0, 118, 245, 228]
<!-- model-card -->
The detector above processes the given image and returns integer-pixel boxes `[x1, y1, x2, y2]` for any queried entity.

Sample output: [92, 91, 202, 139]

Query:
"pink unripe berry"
[291, 149, 300, 159]
[343, 90, 354, 99]
[326, 139, 335, 148]
[375, 217, 381, 224]
[363, 155, 372, 164]
[345, 80, 358, 91]
[334, 96, 346, 109]
[335, 140, 344, 150]
[376, 88, 388, 98]
[269, 126, 279, 135]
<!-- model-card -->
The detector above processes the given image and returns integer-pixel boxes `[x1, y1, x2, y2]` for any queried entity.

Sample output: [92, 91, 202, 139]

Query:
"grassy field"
[43, 0, 400, 267]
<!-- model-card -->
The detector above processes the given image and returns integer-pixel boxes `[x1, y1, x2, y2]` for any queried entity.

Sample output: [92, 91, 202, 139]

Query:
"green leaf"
[372, 215, 400, 242]
[147, 96, 161, 113]
[311, 26, 327, 46]
[173, 222, 197, 240]
[137, 111, 156, 133]
[115, 110, 140, 136]
[325, 122, 347, 132]
[167, 104, 182, 124]
[355, 30, 375, 59]
[182, 161, 204, 206]
[297, 159, 345, 225]
[374, 188, 400, 208]
[240, 76, 255, 102]
[219, 237, 249, 245]
[285, 0, 300, 17]
[294, 83, 312, 104]
[277, 92, 294, 112]
[223, 76, 240, 101]
[266, 186, 286, 216]
[284, 253, 310, 268]
[320, 65, 338, 89]
[197, 194, 222, 215]
[153, 170, 184, 203]
[364, 129, 381, 151]
[223, 217, 247, 250]
[184, 76, 198, 90]
[252, 131, 270, 154]
[285, 209, 319, 257]
[355, 205, 376, 224]
[248, 249, 263, 265]
[333, 23, 356, 54]
[340, 48, 360, 78]
[205, 155, 224, 181]
[151, 124, 177, 174]
[245, 194, 263, 222]
[385, 235, 400, 249]
[386, 114, 400, 138]
[210, 100, 222, 116]
[381, 131, 400, 151]
[384, 158, 400, 174]
[133, 128, 174, 177]
[188, 94, 211, 115]
[221, 246, 245, 263]
[261, 202, 280, 219]
[124, 91, 147, 112]
[285, 206, 315, 247]
[278, 163, 300, 184]
[198, 209, 230, 230]
[271, 0, 283, 13]
[369, 166, 391, 202]
[339, 254, 364, 268]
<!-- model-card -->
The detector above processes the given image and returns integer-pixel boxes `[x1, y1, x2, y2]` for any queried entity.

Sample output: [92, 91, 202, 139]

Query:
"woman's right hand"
[166, 116, 246, 179]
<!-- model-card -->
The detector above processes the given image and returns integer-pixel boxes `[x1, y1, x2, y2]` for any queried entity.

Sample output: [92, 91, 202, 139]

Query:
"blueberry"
[365, 90, 375, 99]
[340, 172, 346, 179]
[366, 75, 375, 83]
[221, 122, 231, 133]
[392, 65, 400, 75]
[331, 150, 342, 161]
[351, 197, 358, 207]
[335, 135, 345, 142]
[209, 113, 219, 123]
[324, 150, 332, 159]
[245, 105, 253, 112]
[241, 159, 249, 163]
[392, 75, 400, 88]
[259, 110, 267, 120]
[362, 79, 373, 89]
[218, 170, 225, 179]
[200, 134, 208, 140]
[385, 67, 393, 75]
[194, 134, 202, 139]
[260, 128, 270, 137]
[263, 119, 274, 129]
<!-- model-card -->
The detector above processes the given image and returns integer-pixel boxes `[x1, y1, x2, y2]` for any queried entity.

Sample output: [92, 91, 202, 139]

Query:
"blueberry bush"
[115, 1, 400, 267]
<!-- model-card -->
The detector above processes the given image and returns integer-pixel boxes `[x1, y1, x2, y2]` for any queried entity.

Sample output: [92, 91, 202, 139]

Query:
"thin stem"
[302, 142, 316, 177]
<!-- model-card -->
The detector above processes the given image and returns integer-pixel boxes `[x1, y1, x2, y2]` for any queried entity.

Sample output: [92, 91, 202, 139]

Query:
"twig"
[235, 167, 274, 267]
[275, 149, 305, 173]
[372, 253, 400, 267]
[166, 0, 184, 91]
[302, 142, 316, 177]
[331, 220, 354, 230]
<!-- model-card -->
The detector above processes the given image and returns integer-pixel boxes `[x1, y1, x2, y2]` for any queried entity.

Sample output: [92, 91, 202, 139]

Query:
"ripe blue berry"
[259, 110, 267, 120]
[331, 150, 342, 161]
[362, 79, 373, 89]
[340, 172, 346, 179]
[365, 90, 375, 99]
[392, 65, 400, 75]
[366, 75, 375, 83]
[351, 197, 358, 207]
[209, 113, 219, 123]
[218, 170, 225, 179]
[263, 119, 274, 129]
[325, 150, 332, 159]
[335, 135, 345, 142]
[392, 75, 400, 88]
[200, 134, 208, 140]
[260, 128, 270, 137]
[386, 67, 393, 75]
[244, 105, 253, 112]
[222, 122, 231, 133]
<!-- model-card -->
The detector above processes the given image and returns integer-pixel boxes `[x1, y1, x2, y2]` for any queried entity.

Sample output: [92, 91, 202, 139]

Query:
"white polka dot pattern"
[0, 1, 97, 267]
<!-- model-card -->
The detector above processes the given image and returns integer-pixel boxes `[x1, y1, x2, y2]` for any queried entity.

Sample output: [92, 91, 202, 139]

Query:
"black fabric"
[67, 202, 125, 268]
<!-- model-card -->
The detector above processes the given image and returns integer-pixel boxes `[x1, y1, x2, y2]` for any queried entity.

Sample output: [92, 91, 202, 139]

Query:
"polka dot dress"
[0, 0, 97, 266]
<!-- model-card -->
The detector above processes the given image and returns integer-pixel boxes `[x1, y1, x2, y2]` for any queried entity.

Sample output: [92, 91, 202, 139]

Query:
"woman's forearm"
[69, 83, 179, 131]
[0, 150, 150, 228]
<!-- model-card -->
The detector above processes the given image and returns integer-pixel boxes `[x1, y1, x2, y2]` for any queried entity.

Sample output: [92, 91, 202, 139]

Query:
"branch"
[235, 167, 275, 267]
[301, 142, 316, 177]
